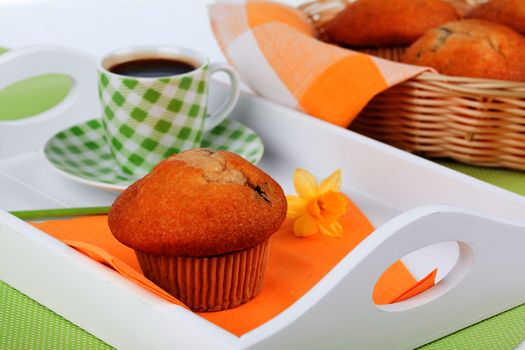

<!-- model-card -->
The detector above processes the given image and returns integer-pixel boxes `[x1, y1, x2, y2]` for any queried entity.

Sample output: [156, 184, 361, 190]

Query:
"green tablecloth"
[1, 65, 525, 350]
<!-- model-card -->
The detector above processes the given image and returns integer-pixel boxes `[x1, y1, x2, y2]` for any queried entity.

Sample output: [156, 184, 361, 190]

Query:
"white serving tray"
[2, 47, 525, 350]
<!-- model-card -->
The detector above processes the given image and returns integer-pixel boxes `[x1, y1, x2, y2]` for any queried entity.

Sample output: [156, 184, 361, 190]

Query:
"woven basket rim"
[416, 72, 525, 87]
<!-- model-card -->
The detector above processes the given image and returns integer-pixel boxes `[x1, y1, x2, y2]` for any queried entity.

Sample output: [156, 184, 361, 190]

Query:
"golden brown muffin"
[402, 20, 525, 81]
[109, 148, 287, 311]
[324, 0, 459, 47]
[467, 0, 525, 36]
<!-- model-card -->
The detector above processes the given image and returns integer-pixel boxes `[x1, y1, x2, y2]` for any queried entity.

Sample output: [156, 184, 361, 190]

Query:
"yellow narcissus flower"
[286, 169, 347, 238]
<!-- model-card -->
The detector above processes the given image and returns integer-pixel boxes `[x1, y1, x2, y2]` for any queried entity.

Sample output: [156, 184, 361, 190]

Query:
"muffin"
[323, 0, 459, 47]
[108, 148, 287, 311]
[467, 0, 525, 36]
[402, 20, 525, 81]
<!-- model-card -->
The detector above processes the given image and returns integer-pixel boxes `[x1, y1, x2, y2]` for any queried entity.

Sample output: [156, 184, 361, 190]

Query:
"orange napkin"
[208, 1, 428, 127]
[33, 198, 435, 336]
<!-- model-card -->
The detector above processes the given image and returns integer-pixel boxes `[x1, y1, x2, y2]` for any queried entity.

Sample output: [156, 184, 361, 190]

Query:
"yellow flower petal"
[318, 169, 342, 194]
[294, 213, 318, 237]
[286, 195, 308, 219]
[294, 168, 318, 200]
[318, 220, 344, 238]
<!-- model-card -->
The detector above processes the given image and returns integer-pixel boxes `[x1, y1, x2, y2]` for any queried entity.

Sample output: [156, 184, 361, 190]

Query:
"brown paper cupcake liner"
[135, 238, 270, 312]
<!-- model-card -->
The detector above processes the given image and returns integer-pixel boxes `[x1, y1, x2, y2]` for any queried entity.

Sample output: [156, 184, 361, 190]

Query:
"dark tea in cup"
[108, 58, 196, 78]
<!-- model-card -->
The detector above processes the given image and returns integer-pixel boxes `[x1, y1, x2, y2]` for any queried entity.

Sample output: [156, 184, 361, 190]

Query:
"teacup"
[98, 45, 240, 176]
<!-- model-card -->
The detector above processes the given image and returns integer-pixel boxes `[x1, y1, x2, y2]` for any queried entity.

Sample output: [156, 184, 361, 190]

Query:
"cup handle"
[203, 63, 240, 132]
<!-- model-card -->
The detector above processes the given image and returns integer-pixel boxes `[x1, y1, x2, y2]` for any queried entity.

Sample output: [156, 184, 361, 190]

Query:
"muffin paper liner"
[135, 239, 270, 312]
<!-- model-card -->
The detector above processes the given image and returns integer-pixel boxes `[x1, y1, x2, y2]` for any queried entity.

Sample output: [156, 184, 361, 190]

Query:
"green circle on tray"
[0, 74, 72, 121]
[0, 44, 72, 122]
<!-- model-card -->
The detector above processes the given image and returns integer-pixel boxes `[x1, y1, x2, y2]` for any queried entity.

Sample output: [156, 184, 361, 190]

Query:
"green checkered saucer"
[44, 118, 264, 192]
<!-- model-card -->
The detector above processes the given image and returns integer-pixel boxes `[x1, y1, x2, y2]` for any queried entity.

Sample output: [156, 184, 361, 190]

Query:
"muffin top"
[467, 0, 525, 36]
[108, 149, 287, 257]
[402, 20, 525, 81]
[324, 0, 459, 47]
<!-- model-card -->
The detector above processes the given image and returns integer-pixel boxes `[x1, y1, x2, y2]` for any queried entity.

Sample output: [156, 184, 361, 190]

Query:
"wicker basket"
[299, 0, 525, 171]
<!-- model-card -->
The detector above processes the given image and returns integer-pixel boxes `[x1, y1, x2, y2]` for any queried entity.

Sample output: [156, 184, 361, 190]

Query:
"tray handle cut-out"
[243, 205, 525, 350]
[0, 46, 99, 159]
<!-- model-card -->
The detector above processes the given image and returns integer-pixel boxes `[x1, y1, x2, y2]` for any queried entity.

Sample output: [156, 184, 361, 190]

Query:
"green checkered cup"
[98, 46, 240, 177]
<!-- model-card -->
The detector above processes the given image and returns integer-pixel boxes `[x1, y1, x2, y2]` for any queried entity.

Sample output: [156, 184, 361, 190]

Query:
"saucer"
[44, 118, 264, 192]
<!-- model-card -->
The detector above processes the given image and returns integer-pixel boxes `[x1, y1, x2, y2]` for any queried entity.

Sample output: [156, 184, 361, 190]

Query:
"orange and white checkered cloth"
[209, 0, 427, 127]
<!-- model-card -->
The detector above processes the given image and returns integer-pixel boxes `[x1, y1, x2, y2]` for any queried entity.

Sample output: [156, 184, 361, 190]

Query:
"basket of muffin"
[300, 0, 525, 171]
